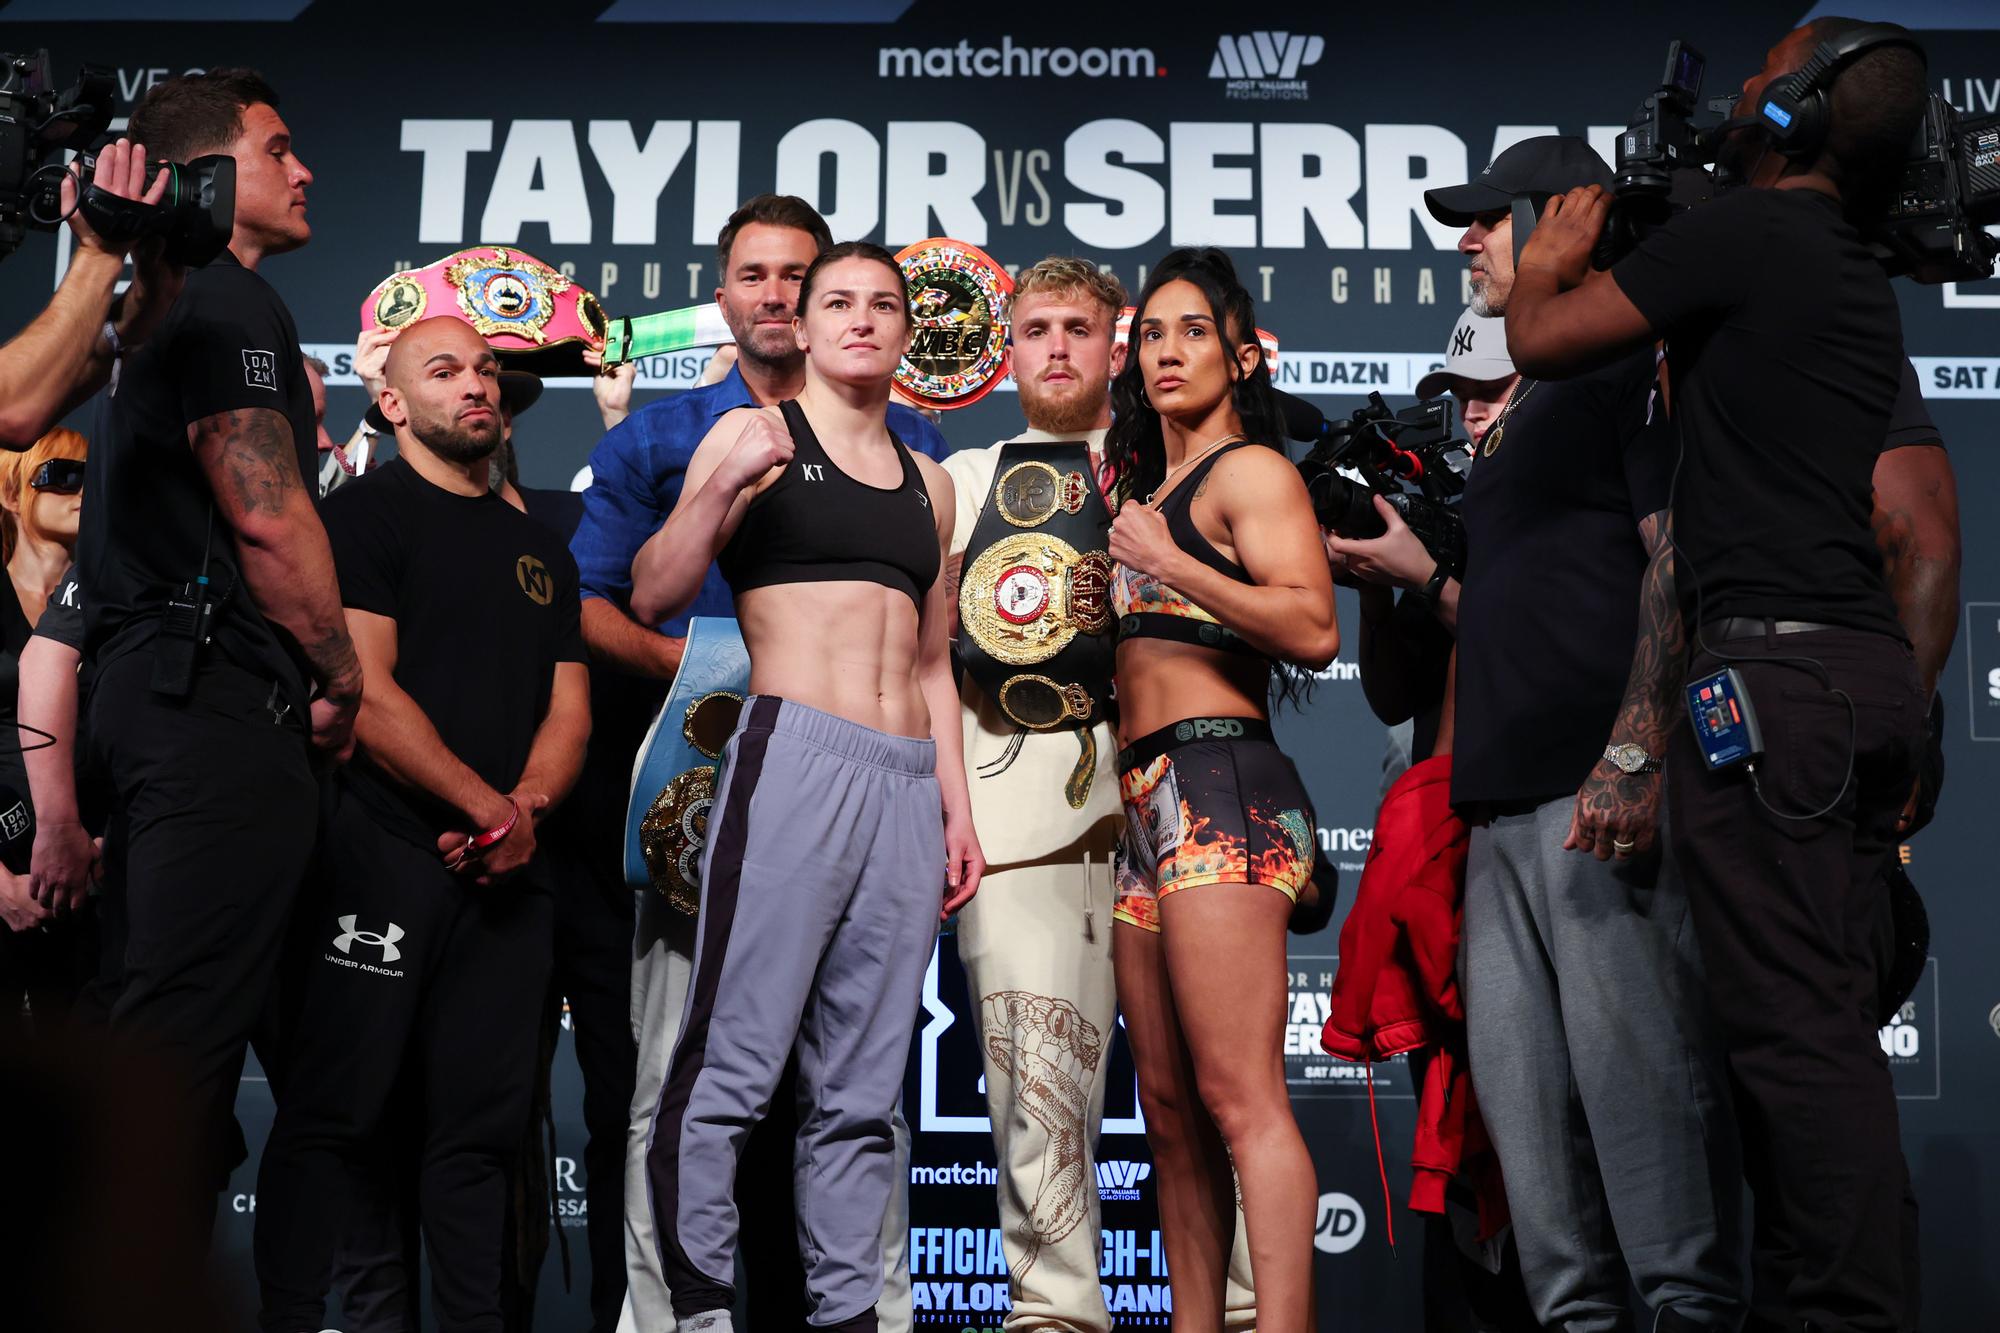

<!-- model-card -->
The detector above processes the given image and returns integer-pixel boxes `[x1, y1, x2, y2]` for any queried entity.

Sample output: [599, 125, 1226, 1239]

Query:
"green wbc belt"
[602, 303, 735, 365]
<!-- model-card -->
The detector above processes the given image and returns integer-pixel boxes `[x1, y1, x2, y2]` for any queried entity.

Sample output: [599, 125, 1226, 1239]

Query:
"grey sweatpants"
[1462, 797, 1744, 1332]
[617, 899, 913, 1333]
[647, 697, 945, 1332]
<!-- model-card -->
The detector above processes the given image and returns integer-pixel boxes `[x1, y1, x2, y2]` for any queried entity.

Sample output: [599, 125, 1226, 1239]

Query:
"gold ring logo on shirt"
[961, 533, 1109, 666]
[515, 555, 553, 605]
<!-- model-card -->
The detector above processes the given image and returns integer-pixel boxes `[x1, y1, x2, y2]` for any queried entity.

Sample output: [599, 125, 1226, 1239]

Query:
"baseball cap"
[1414, 309, 1515, 399]
[365, 368, 542, 434]
[1423, 135, 1613, 227]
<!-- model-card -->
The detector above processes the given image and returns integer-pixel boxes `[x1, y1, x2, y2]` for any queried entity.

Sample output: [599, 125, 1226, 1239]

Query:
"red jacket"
[1321, 753, 1508, 1239]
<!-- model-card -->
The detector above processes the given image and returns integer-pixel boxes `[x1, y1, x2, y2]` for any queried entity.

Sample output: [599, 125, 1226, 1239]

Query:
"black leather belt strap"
[1704, 616, 1841, 642]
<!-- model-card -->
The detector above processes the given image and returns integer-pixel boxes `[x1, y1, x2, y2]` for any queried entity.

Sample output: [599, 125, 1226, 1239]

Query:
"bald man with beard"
[254, 317, 591, 1333]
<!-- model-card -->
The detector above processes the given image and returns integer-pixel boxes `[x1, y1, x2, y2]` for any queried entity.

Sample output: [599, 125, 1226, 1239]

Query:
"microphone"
[1275, 389, 1331, 443]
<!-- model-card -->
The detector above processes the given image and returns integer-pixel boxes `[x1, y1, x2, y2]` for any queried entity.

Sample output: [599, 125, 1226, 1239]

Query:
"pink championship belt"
[361, 245, 610, 377]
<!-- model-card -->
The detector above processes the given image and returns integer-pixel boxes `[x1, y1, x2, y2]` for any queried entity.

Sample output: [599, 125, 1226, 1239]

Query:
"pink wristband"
[468, 800, 519, 853]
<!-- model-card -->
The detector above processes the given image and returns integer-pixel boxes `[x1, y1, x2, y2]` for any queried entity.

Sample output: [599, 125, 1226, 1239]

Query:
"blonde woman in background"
[0, 426, 100, 1033]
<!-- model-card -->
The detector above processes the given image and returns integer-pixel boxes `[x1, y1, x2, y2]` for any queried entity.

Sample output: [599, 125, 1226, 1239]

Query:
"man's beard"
[412, 406, 500, 463]
[1468, 272, 1509, 318]
[1018, 376, 1109, 435]
[724, 303, 803, 371]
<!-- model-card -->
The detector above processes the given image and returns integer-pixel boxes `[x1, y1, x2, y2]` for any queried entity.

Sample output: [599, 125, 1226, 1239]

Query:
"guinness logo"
[516, 554, 554, 605]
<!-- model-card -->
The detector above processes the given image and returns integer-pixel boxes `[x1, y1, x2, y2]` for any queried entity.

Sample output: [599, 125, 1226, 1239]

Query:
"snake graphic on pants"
[981, 990, 1106, 1282]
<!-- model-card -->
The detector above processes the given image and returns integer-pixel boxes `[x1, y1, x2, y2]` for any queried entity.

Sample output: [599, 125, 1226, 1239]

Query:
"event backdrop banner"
[3, 1, 1997, 1328]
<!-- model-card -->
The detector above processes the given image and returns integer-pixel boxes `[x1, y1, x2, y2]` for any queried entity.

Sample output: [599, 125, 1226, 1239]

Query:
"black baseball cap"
[365, 369, 542, 434]
[1423, 135, 1613, 227]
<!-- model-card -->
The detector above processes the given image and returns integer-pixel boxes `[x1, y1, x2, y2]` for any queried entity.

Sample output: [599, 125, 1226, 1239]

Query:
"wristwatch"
[1411, 562, 1450, 609]
[1603, 742, 1662, 775]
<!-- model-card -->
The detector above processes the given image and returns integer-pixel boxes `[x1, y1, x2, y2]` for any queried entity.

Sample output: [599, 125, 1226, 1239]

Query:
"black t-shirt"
[78, 250, 319, 708]
[1613, 188, 1905, 639]
[0, 579, 32, 821]
[32, 565, 84, 652]
[324, 459, 586, 847]
[1453, 349, 1674, 805]
[1884, 358, 1942, 453]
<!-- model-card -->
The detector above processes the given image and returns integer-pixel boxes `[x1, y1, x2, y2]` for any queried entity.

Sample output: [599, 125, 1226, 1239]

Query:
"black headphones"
[1755, 22, 1927, 162]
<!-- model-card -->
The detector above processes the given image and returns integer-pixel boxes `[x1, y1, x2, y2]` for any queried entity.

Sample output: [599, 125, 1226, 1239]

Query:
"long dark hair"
[1105, 247, 1285, 506]
[1107, 248, 1312, 709]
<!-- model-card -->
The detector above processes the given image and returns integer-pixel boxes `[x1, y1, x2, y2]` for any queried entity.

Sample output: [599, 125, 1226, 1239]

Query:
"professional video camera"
[0, 51, 115, 259]
[0, 49, 236, 265]
[1283, 389, 1469, 579]
[1596, 39, 2000, 283]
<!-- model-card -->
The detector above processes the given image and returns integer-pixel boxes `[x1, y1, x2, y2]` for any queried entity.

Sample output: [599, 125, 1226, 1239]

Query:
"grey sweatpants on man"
[1463, 797, 1745, 1332]
[647, 697, 945, 1332]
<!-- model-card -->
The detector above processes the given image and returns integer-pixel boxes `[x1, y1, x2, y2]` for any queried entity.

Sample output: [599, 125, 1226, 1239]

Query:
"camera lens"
[1309, 473, 1387, 540]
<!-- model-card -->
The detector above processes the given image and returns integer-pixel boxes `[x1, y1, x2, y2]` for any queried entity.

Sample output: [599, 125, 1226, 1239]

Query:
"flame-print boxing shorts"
[1112, 716, 1318, 933]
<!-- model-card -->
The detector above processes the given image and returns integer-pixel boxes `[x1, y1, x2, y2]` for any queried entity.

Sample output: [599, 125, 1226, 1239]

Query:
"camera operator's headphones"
[1755, 22, 1926, 161]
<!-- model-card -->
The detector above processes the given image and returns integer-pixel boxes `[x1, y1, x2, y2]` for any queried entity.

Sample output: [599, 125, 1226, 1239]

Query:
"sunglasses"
[31, 459, 85, 495]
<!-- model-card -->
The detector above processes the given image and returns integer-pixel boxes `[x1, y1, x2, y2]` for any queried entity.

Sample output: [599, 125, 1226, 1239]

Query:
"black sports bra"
[1110, 440, 1265, 657]
[717, 399, 939, 608]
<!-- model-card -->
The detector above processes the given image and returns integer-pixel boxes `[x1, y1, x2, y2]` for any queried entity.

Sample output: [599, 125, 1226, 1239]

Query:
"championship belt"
[892, 238, 1012, 410]
[361, 245, 609, 377]
[624, 617, 751, 916]
[955, 441, 1114, 808]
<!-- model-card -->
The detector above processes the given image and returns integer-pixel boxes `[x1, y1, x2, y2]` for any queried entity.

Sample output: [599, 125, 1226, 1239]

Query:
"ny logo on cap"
[1451, 325, 1476, 357]
[333, 914, 405, 962]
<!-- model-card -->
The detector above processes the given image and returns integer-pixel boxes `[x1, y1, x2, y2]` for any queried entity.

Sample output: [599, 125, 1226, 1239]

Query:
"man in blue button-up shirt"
[571, 194, 948, 1333]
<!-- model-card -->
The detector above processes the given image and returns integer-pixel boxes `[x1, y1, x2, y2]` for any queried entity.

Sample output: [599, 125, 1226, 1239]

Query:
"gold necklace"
[1145, 432, 1243, 506]
[1481, 379, 1536, 458]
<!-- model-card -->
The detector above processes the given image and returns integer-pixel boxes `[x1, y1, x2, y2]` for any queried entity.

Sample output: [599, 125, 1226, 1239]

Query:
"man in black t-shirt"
[1419, 137, 1745, 1331]
[254, 317, 589, 1332]
[72, 69, 360, 1247]
[1504, 23, 1938, 1330]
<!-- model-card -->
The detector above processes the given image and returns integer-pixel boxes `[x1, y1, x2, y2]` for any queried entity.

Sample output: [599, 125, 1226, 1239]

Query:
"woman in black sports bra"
[1103, 247, 1337, 1333]
[627, 242, 982, 1331]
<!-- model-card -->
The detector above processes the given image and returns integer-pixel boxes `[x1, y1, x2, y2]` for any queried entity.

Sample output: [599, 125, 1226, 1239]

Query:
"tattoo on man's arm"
[1616, 511, 1686, 749]
[197, 408, 303, 519]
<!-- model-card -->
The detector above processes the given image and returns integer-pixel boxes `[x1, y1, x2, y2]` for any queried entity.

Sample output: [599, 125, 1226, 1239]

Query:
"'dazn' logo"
[516, 554, 553, 605]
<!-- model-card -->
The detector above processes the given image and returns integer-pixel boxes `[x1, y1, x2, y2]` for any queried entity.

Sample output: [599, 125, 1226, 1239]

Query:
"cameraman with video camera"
[1505, 19, 1940, 1331]
[1416, 136, 1744, 1333]
[0, 138, 174, 449]
[77, 68, 358, 1251]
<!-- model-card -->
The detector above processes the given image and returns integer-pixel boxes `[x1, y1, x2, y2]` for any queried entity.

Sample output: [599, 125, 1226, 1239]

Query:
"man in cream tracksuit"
[946, 258, 1256, 1332]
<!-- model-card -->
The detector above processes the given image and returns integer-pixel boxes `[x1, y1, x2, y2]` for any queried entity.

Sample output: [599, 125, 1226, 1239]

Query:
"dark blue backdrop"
[4, 2, 1995, 1327]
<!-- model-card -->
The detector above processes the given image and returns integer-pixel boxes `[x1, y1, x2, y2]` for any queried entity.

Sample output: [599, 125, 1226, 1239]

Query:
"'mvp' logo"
[1096, 1160, 1152, 1192]
[1209, 33, 1325, 80]
[333, 914, 405, 963]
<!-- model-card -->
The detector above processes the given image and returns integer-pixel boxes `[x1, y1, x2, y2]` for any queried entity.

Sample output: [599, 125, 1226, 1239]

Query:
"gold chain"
[1145, 432, 1244, 506]
[1481, 379, 1537, 458]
